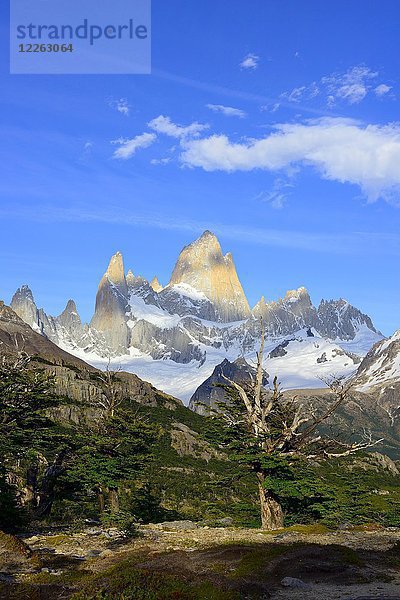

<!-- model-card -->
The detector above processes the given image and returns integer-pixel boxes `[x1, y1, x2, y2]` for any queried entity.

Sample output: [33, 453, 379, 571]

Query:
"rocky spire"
[10, 285, 39, 329]
[103, 251, 128, 295]
[57, 299, 83, 338]
[167, 231, 250, 322]
[90, 252, 129, 352]
[126, 269, 135, 288]
[150, 276, 163, 293]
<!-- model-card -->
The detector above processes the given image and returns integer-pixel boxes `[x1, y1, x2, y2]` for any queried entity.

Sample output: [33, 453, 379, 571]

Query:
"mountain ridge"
[9, 231, 385, 402]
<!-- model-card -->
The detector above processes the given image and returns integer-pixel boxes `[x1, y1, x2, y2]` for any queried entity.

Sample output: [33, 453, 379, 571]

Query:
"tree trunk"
[108, 487, 119, 513]
[35, 450, 67, 518]
[257, 472, 284, 530]
[97, 487, 105, 513]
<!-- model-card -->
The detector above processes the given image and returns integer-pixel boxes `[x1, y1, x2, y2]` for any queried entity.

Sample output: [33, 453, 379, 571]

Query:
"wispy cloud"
[83, 141, 93, 154]
[150, 157, 171, 165]
[239, 53, 260, 70]
[206, 103, 247, 118]
[111, 132, 156, 160]
[153, 68, 335, 117]
[180, 117, 400, 204]
[374, 83, 392, 97]
[280, 65, 391, 108]
[148, 115, 208, 139]
[1, 203, 399, 256]
[255, 178, 294, 209]
[280, 82, 320, 104]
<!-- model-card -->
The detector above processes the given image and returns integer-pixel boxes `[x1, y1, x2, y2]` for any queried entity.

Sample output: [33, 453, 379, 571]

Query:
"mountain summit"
[90, 252, 129, 352]
[168, 231, 250, 322]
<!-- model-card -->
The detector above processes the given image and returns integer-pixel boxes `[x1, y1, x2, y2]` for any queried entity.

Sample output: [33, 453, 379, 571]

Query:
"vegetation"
[0, 350, 399, 535]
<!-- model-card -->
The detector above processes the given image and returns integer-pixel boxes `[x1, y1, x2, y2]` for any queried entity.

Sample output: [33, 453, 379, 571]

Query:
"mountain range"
[8, 230, 391, 403]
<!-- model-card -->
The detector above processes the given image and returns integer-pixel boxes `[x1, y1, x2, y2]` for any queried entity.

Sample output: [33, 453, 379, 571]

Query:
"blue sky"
[1, 0, 400, 335]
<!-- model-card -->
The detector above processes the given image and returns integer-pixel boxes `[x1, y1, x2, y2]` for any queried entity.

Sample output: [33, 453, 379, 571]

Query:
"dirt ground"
[1, 524, 400, 599]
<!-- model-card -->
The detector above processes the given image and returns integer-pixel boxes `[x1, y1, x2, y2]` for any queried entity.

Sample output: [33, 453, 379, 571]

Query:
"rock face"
[11, 285, 42, 333]
[90, 252, 129, 353]
[167, 231, 251, 322]
[58, 299, 83, 339]
[253, 288, 378, 341]
[150, 276, 163, 292]
[356, 330, 400, 389]
[253, 287, 318, 336]
[0, 300, 90, 369]
[317, 299, 378, 340]
[189, 357, 268, 415]
[170, 422, 226, 461]
[354, 330, 400, 423]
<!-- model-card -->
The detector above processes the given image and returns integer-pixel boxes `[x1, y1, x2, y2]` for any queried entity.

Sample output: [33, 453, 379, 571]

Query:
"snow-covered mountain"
[10, 230, 384, 403]
[356, 330, 400, 390]
[352, 331, 400, 424]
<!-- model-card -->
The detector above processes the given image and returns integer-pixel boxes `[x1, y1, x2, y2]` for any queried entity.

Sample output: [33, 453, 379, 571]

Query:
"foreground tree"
[0, 352, 68, 519]
[67, 365, 161, 517]
[211, 323, 382, 530]
[67, 409, 160, 516]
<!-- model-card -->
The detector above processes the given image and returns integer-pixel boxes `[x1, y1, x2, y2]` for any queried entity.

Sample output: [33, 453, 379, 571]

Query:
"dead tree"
[94, 359, 123, 418]
[220, 320, 382, 530]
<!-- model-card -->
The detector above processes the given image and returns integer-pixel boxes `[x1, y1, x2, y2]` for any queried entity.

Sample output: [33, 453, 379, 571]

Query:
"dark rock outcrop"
[189, 357, 268, 415]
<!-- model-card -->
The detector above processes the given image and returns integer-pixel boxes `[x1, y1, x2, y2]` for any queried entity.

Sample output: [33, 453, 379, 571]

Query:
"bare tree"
[94, 359, 124, 418]
[220, 320, 382, 530]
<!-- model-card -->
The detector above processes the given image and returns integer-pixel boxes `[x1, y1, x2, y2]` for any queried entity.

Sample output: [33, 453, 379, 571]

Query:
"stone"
[86, 549, 102, 557]
[216, 517, 234, 527]
[0, 531, 40, 573]
[154, 521, 199, 531]
[281, 576, 312, 590]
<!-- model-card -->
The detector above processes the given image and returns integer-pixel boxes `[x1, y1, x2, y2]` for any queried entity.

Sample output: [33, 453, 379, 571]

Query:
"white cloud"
[116, 98, 130, 116]
[240, 53, 259, 70]
[180, 117, 400, 203]
[112, 133, 156, 160]
[375, 83, 392, 97]
[150, 157, 171, 165]
[148, 115, 208, 139]
[108, 97, 131, 116]
[322, 66, 378, 105]
[206, 103, 247, 118]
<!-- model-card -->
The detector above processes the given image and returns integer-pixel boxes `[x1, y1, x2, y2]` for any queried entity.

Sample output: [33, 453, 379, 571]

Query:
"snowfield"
[67, 326, 380, 404]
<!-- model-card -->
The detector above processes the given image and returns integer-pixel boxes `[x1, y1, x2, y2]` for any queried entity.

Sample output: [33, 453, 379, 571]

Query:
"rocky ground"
[0, 523, 400, 599]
